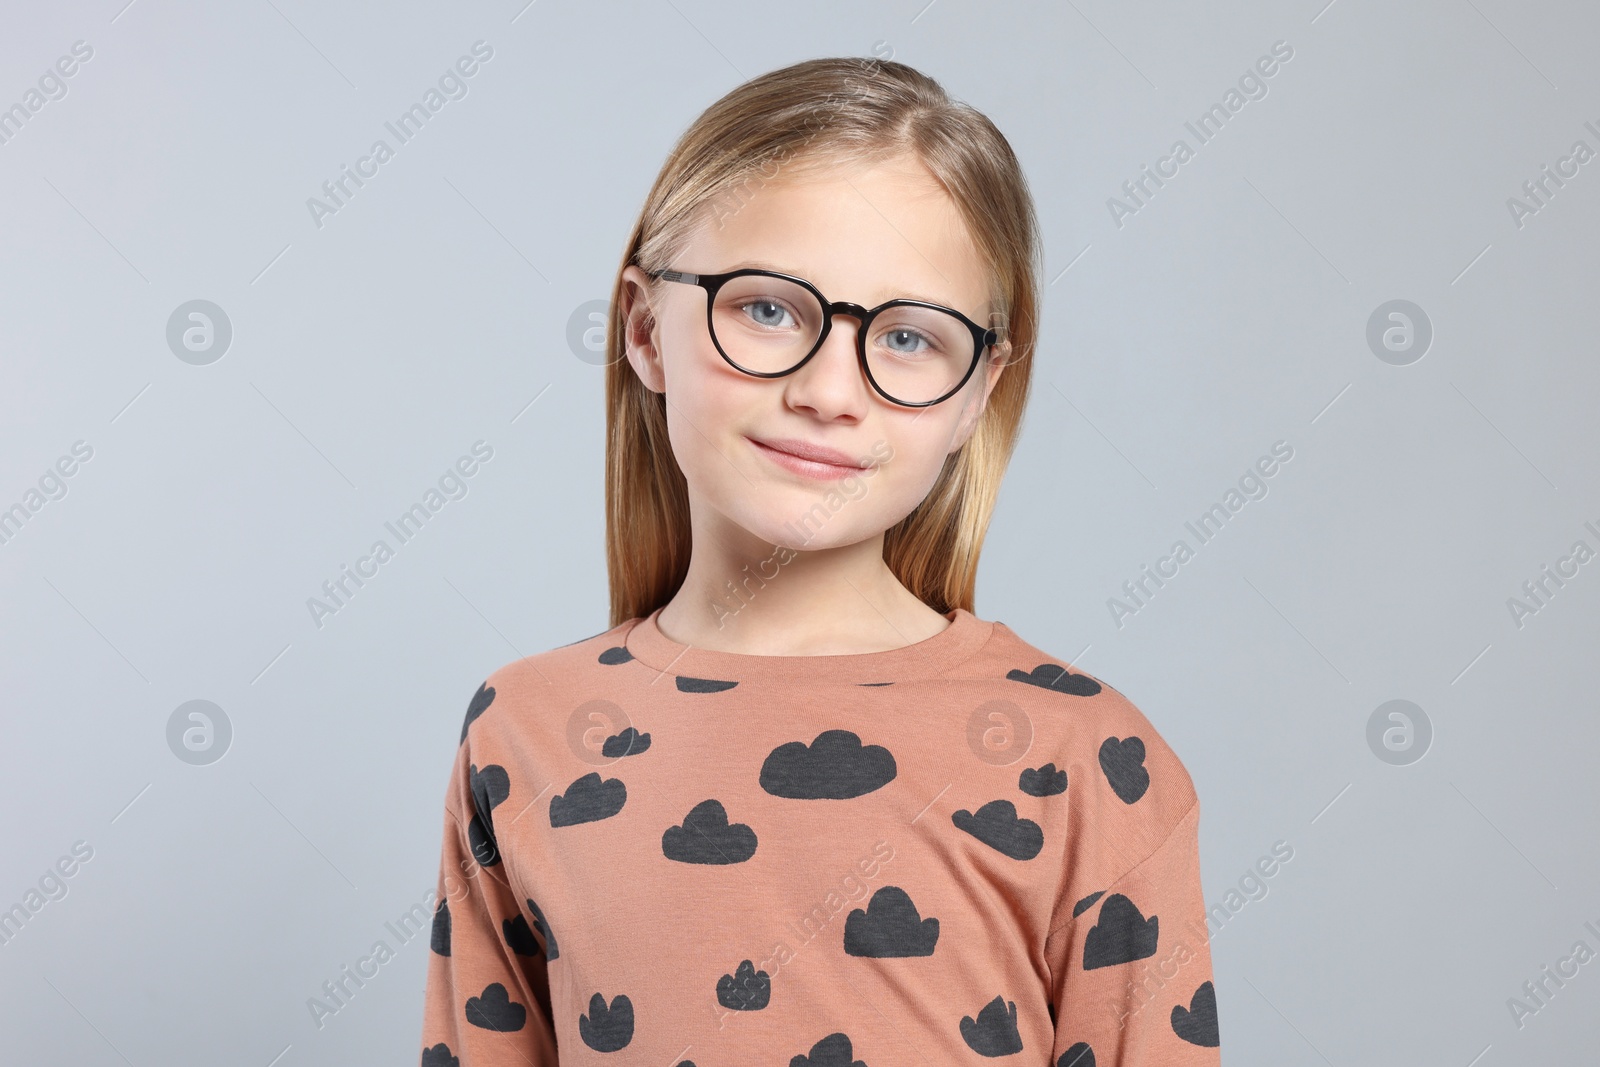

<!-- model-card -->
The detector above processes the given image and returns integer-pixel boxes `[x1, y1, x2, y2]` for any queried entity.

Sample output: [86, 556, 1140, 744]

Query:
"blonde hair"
[604, 56, 1042, 627]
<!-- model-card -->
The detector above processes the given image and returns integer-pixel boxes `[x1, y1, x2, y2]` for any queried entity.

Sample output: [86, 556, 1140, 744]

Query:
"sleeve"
[1043, 801, 1220, 1066]
[419, 742, 559, 1066]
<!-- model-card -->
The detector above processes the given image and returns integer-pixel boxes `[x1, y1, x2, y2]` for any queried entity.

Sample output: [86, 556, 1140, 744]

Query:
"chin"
[774, 513, 878, 554]
[722, 503, 822, 553]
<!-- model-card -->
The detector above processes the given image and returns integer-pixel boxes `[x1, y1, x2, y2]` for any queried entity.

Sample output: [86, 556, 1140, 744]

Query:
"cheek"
[659, 313, 720, 396]
[836, 420, 959, 528]
[658, 330, 751, 484]
[807, 434, 953, 548]
[661, 379, 719, 477]
[879, 433, 954, 509]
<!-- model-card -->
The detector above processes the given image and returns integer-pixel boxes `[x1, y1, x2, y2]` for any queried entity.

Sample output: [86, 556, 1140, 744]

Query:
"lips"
[748, 436, 867, 469]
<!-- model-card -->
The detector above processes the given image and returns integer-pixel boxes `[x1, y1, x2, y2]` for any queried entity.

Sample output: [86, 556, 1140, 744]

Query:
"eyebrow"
[724, 259, 977, 314]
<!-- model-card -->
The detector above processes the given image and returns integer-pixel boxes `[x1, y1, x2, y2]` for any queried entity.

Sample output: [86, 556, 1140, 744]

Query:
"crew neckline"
[623, 606, 995, 684]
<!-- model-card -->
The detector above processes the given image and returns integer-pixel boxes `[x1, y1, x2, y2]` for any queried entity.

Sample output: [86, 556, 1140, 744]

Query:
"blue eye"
[740, 300, 795, 329]
[883, 328, 933, 354]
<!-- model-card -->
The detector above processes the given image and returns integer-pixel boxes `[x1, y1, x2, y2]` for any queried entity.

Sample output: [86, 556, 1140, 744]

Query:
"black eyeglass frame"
[647, 267, 1001, 408]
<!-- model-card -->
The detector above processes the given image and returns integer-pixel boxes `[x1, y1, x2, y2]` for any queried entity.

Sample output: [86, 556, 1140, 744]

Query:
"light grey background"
[2, 0, 1597, 1063]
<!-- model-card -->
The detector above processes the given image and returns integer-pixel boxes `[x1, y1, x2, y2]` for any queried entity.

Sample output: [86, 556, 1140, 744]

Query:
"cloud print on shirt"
[601, 726, 650, 757]
[1006, 662, 1102, 696]
[524, 897, 559, 960]
[502, 896, 558, 961]
[459, 680, 495, 744]
[468, 763, 510, 866]
[550, 771, 627, 827]
[465, 982, 526, 1032]
[1172, 980, 1220, 1046]
[1082, 893, 1159, 969]
[662, 798, 758, 864]
[430, 899, 450, 956]
[960, 993, 1023, 1056]
[843, 885, 939, 956]
[1019, 762, 1068, 796]
[578, 991, 634, 1052]
[677, 674, 738, 693]
[788, 1031, 867, 1067]
[1058, 1040, 1097, 1066]
[759, 729, 897, 798]
[952, 798, 1044, 860]
[716, 958, 771, 1011]
[1098, 736, 1150, 803]
[419, 1043, 458, 1067]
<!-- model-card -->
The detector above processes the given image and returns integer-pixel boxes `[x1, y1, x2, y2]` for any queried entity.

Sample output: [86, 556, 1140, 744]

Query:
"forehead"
[679, 153, 993, 316]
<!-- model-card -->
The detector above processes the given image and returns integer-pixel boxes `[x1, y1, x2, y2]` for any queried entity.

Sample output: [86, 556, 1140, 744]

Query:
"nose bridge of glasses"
[791, 298, 871, 394]
[820, 300, 875, 344]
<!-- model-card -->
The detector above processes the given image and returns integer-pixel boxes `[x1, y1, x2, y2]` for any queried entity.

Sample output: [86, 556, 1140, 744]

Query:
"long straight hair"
[604, 56, 1042, 628]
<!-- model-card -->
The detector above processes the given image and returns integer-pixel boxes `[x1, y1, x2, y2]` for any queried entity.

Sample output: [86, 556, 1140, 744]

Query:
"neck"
[658, 511, 945, 656]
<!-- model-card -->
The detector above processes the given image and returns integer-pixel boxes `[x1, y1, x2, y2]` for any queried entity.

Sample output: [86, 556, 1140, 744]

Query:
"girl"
[421, 56, 1218, 1066]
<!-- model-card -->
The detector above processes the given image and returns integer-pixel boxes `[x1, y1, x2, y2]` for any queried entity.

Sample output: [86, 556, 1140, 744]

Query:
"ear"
[619, 265, 666, 394]
[948, 342, 1011, 453]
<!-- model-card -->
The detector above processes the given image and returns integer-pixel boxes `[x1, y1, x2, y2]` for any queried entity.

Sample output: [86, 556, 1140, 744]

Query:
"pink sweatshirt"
[420, 607, 1220, 1065]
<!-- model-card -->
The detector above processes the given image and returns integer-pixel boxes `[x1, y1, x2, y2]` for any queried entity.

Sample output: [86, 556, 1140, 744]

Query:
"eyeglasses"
[647, 266, 1001, 408]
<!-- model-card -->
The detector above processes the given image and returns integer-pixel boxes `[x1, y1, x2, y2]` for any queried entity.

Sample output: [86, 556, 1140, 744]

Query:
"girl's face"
[621, 152, 1007, 553]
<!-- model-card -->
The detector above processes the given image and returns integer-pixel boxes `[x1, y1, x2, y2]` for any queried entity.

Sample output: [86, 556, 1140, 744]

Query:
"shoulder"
[973, 619, 1199, 824]
[455, 618, 639, 749]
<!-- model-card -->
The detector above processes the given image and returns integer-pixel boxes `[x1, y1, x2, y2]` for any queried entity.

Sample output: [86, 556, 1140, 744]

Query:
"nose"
[783, 310, 871, 417]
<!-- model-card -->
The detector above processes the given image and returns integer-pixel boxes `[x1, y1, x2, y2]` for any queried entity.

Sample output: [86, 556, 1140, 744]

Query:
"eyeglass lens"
[709, 274, 974, 404]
